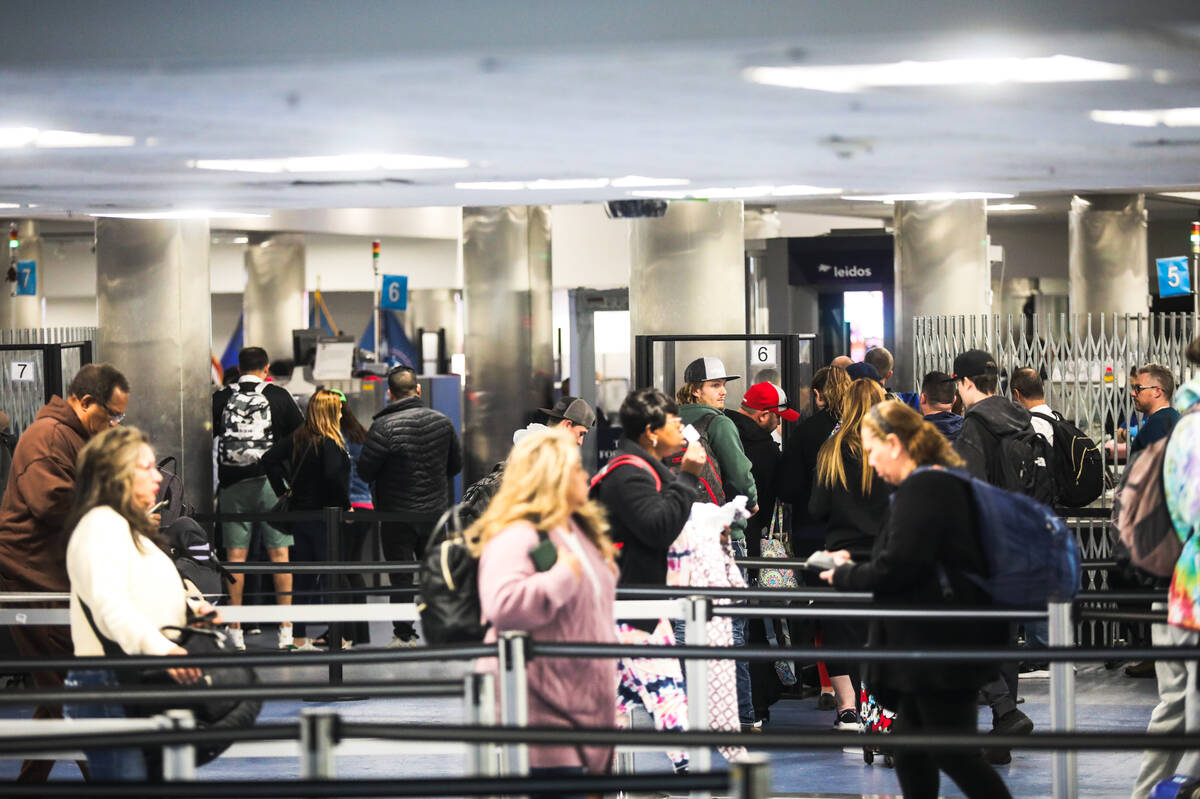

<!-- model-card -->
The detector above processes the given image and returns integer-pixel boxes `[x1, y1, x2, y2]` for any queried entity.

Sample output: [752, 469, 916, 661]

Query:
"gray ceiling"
[3, 1, 1200, 218]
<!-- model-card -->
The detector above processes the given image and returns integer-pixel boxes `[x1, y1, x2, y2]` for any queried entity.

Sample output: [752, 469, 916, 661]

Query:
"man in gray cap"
[539, 396, 597, 446]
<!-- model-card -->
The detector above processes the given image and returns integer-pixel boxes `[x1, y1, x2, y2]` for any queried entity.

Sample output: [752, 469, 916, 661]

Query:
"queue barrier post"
[685, 595, 713, 783]
[615, 708, 636, 779]
[730, 752, 770, 799]
[1048, 600, 1077, 799]
[299, 707, 339, 780]
[324, 506, 344, 686]
[160, 709, 196, 781]
[497, 631, 530, 776]
[464, 672, 500, 777]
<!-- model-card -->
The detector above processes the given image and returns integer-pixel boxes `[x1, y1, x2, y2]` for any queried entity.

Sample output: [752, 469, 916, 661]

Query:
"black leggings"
[892, 690, 1013, 799]
[289, 519, 327, 639]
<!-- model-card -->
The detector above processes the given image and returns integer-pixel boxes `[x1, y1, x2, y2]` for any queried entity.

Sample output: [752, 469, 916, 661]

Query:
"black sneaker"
[834, 709, 862, 731]
[817, 691, 836, 711]
[992, 708, 1034, 736]
[984, 746, 1012, 765]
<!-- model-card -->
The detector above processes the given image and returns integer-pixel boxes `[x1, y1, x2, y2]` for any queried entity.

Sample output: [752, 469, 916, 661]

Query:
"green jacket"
[679, 402, 758, 539]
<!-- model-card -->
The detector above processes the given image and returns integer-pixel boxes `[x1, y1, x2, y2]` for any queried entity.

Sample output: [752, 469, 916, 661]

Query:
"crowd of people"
[2, 334, 1200, 798]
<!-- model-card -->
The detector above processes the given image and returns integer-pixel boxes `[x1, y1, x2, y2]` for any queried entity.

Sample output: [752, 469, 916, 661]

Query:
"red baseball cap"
[741, 382, 800, 422]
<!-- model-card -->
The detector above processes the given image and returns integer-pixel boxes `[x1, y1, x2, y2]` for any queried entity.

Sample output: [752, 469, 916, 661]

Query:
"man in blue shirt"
[1130, 364, 1182, 456]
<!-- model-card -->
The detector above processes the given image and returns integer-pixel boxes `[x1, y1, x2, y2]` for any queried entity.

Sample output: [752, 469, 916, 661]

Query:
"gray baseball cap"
[539, 396, 596, 429]
[683, 356, 740, 383]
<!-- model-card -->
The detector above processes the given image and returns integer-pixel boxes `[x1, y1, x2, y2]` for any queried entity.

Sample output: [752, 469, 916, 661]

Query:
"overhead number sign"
[380, 274, 408, 311]
[1157, 256, 1192, 299]
[9, 361, 35, 382]
[15, 260, 35, 296]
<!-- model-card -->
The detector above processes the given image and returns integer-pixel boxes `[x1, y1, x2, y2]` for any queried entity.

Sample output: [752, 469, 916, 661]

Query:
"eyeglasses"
[1131, 384, 1161, 395]
[94, 399, 124, 425]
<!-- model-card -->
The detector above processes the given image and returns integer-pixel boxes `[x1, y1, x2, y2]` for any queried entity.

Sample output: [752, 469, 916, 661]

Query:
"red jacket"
[0, 397, 91, 592]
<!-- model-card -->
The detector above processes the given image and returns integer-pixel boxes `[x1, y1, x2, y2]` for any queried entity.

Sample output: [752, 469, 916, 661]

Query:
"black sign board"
[788, 234, 894, 288]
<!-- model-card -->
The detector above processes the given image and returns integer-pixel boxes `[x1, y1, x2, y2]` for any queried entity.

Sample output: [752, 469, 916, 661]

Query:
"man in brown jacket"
[0, 363, 129, 782]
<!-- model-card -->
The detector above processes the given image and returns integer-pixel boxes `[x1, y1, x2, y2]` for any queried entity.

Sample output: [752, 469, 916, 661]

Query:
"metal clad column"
[244, 234, 306, 362]
[96, 218, 212, 513]
[1, 220, 44, 330]
[462, 207, 553, 482]
[1068, 194, 1148, 315]
[893, 200, 989, 390]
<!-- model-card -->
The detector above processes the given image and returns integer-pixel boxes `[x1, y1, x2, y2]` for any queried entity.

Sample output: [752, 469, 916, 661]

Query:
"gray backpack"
[218, 382, 273, 467]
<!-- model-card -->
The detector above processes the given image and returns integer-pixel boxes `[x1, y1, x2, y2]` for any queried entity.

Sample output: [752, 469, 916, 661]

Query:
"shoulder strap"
[79, 599, 128, 659]
[589, 454, 661, 492]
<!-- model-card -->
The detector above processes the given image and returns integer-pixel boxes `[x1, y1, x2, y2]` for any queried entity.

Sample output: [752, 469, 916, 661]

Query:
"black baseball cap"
[953, 349, 999, 380]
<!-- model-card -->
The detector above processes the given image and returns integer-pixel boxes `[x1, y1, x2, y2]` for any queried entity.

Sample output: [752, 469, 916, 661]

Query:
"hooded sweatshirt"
[924, 411, 965, 443]
[679, 403, 757, 539]
[1166, 377, 1200, 630]
[0, 396, 91, 592]
[953, 395, 1037, 484]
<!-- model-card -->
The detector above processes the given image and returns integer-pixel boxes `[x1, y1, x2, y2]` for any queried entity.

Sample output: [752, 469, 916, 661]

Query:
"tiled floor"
[0, 620, 1166, 797]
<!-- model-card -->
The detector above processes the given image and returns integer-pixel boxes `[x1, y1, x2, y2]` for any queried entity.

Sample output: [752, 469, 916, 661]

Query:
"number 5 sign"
[380, 274, 408, 311]
[1157, 256, 1192, 299]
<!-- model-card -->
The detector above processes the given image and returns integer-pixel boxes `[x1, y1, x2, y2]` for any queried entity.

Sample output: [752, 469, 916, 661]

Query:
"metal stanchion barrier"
[323, 506, 345, 686]
[161, 709, 196, 781]
[299, 707, 339, 780]
[462, 672, 499, 777]
[730, 752, 770, 799]
[1048, 600, 1077, 799]
[497, 631, 530, 776]
[685, 594, 712, 783]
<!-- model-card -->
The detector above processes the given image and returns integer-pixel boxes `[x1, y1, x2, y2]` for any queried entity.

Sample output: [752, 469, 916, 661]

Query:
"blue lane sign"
[1156, 256, 1192, 299]
[15, 260, 35, 296]
[380, 274, 408, 311]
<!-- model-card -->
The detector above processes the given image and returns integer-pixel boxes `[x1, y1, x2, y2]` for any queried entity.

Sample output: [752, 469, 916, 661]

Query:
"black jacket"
[458, 461, 505, 527]
[356, 395, 463, 516]
[213, 379, 304, 487]
[808, 441, 891, 556]
[261, 434, 351, 511]
[924, 411, 964, 443]
[590, 438, 699, 629]
[832, 469, 1005, 703]
[724, 409, 781, 555]
[953, 395, 1035, 483]
[777, 409, 836, 514]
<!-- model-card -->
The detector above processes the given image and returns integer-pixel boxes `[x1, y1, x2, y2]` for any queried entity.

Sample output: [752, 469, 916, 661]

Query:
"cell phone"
[682, 424, 700, 445]
[529, 536, 558, 572]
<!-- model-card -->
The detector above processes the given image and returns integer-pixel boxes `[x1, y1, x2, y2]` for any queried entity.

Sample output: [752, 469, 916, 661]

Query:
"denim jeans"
[63, 669, 147, 781]
[731, 538, 754, 723]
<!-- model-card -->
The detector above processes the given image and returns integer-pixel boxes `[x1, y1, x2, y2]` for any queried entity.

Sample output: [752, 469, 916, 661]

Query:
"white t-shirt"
[1028, 403, 1055, 447]
[67, 506, 188, 657]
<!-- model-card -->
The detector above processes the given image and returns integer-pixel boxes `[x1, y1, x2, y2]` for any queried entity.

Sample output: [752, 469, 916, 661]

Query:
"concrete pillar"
[893, 199, 990, 391]
[243, 234, 306, 363]
[1068, 194, 1148, 316]
[0, 220, 44, 330]
[462, 207, 553, 482]
[628, 201, 747, 401]
[96, 219, 213, 513]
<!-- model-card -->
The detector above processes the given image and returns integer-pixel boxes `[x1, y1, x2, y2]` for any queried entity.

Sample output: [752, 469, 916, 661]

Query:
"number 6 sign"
[751, 341, 779, 368]
[380, 274, 408, 311]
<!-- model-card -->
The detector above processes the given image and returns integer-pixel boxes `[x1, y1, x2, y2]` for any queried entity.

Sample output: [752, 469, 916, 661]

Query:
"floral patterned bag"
[758, 502, 797, 589]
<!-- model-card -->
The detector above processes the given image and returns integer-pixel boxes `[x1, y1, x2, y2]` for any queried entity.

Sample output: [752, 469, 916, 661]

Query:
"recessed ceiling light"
[745, 55, 1131, 93]
[631, 185, 841, 200]
[1090, 108, 1200, 128]
[0, 202, 19, 209]
[0, 127, 135, 149]
[192, 153, 469, 173]
[92, 210, 270, 220]
[986, 203, 1038, 212]
[843, 192, 1015, 202]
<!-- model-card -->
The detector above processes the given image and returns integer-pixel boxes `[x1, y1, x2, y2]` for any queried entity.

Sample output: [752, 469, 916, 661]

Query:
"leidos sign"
[789, 234, 893, 288]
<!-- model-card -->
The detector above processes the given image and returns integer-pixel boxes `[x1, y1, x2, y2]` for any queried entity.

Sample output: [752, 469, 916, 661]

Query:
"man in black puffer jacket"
[357, 366, 462, 646]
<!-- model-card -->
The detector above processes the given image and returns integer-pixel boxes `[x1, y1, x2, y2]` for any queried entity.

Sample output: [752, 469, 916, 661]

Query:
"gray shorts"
[218, 475, 293, 551]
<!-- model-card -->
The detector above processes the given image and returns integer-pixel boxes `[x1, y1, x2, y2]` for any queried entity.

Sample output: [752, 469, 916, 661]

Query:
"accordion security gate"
[913, 312, 1200, 645]
[0, 327, 97, 436]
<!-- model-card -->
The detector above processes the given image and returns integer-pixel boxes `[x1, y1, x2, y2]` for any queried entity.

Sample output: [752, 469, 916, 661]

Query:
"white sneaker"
[277, 625, 294, 650]
[228, 627, 246, 651]
[293, 639, 321, 652]
[388, 634, 419, 648]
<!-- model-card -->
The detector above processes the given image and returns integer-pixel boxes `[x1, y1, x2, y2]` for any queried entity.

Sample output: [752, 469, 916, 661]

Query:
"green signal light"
[7, 239, 16, 249]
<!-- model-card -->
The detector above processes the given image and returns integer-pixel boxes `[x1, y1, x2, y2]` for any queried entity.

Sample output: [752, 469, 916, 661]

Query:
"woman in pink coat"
[469, 427, 619, 782]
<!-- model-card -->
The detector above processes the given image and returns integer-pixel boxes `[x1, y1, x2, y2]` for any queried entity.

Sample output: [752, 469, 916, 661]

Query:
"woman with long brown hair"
[809, 377, 890, 729]
[64, 426, 219, 780]
[334, 390, 372, 647]
[819, 400, 1012, 799]
[470, 427, 618, 788]
[262, 389, 350, 649]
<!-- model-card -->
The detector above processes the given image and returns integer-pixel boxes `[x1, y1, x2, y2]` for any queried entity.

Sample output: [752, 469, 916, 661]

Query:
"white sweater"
[66, 506, 187, 657]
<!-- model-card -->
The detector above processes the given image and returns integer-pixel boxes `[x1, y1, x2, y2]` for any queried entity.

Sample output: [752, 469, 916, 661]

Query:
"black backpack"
[417, 505, 488, 644]
[982, 422, 1057, 507]
[155, 456, 194, 528]
[164, 517, 232, 602]
[1031, 410, 1104, 508]
[663, 412, 726, 505]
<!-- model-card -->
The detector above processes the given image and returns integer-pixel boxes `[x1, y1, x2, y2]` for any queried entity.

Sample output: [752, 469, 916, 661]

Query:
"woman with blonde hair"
[819, 400, 1011, 799]
[262, 388, 350, 649]
[809, 377, 890, 729]
[64, 426, 219, 780]
[470, 427, 619, 787]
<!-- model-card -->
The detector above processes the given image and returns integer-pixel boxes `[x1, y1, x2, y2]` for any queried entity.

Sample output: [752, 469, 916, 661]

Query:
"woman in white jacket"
[63, 426, 215, 780]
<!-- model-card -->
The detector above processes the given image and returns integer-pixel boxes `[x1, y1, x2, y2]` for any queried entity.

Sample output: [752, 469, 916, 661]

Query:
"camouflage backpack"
[218, 382, 274, 467]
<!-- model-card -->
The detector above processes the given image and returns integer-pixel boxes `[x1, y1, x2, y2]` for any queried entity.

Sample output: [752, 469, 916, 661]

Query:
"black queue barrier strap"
[0, 679, 466, 706]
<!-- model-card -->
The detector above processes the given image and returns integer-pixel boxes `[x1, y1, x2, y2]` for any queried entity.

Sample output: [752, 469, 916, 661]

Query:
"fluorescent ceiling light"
[192, 153, 469, 173]
[1160, 192, 1200, 201]
[456, 176, 688, 191]
[745, 55, 1131, 93]
[1090, 108, 1200, 128]
[986, 203, 1038, 212]
[0, 127, 135, 149]
[0, 202, 19, 209]
[631, 184, 840, 200]
[843, 192, 1014, 202]
[93, 210, 270, 220]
